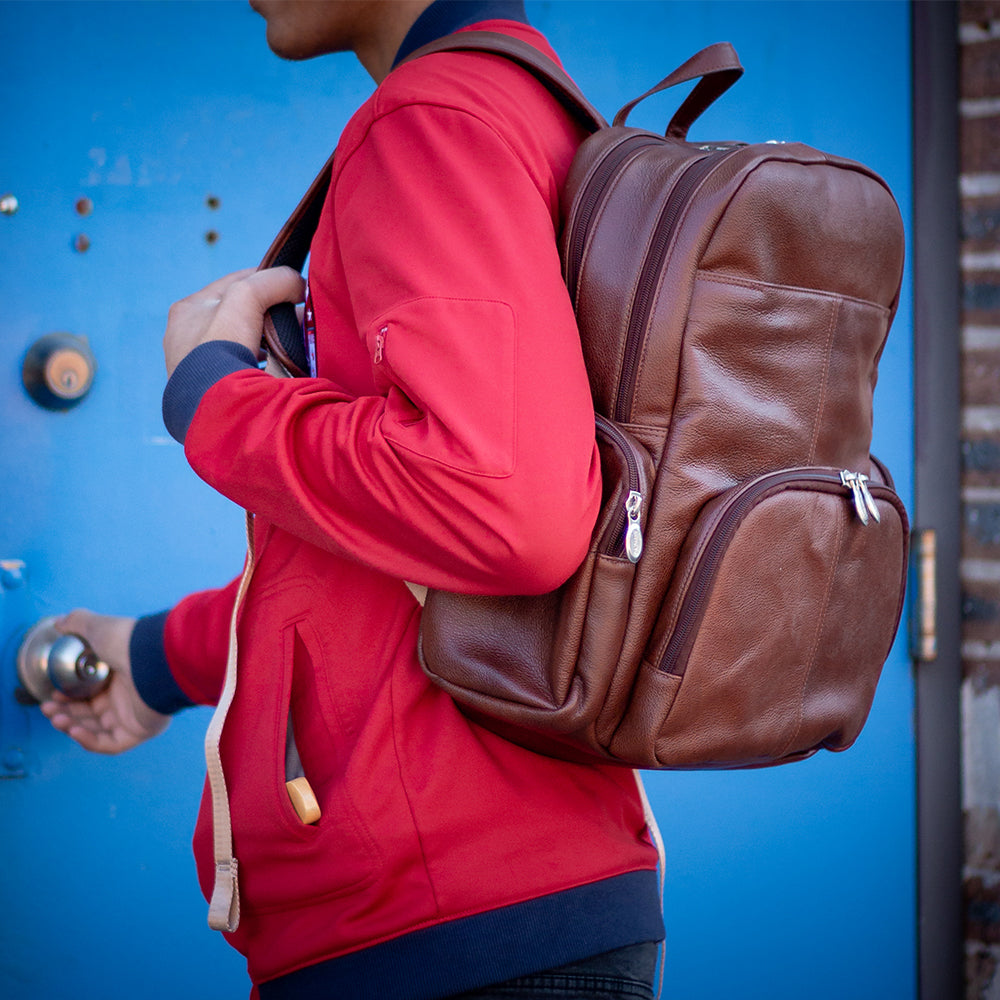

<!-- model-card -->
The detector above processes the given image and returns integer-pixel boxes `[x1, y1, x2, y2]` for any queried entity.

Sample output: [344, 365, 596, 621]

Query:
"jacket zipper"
[595, 414, 645, 562]
[613, 147, 740, 423]
[657, 467, 887, 677]
[565, 135, 662, 305]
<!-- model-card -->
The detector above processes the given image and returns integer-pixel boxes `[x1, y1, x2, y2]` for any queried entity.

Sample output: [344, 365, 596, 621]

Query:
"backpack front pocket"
[611, 465, 909, 768]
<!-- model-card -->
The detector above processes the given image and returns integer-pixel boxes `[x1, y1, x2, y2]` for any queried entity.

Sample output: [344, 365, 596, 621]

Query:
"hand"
[40, 610, 170, 755]
[163, 266, 306, 377]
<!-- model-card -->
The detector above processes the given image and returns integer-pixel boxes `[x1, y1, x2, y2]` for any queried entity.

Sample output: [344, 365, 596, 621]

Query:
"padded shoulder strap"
[399, 30, 607, 132]
[259, 153, 334, 377]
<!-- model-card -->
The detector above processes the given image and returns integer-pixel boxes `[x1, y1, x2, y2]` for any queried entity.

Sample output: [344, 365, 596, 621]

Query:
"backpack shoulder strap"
[259, 30, 607, 376]
[400, 30, 608, 133]
[259, 153, 334, 377]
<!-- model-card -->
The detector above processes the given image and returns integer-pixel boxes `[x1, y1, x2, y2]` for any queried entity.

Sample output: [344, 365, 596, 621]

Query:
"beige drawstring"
[204, 511, 256, 932]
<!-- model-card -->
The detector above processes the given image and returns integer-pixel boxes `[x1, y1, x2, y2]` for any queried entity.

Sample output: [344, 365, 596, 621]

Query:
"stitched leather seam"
[695, 269, 892, 314]
[807, 296, 842, 465]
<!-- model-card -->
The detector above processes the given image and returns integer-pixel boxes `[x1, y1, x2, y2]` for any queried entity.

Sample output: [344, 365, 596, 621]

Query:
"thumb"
[54, 609, 135, 670]
[55, 608, 100, 642]
[246, 265, 307, 311]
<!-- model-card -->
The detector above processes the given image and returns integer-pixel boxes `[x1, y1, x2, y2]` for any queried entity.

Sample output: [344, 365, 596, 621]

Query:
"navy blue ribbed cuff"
[130, 611, 195, 714]
[162, 340, 258, 445]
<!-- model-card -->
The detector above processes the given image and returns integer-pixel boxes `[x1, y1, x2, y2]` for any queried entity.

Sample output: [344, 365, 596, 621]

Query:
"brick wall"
[961, 2, 1000, 996]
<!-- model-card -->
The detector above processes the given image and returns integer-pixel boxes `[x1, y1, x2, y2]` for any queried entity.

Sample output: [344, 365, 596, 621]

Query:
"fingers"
[40, 691, 114, 754]
[40, 686, 160, 756]
[53, 717, 126, 755]
[252, 265, 307, 305]
[223, 266, 306, 316]
[190, 267, 258, 299]
[163, 266, 306, 376]
[181, 266, 305, 311]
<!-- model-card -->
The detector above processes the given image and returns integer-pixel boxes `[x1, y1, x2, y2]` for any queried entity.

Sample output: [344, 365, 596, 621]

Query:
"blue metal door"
[0, 3, 914, 998]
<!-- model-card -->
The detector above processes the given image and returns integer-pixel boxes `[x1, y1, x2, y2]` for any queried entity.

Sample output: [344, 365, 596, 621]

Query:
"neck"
[355, 0, 435, 83]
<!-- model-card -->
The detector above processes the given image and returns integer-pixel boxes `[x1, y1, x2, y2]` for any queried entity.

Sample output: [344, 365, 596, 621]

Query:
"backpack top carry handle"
[613, 41, 743, 136]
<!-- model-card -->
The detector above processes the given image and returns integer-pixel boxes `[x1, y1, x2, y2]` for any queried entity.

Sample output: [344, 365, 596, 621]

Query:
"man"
[42, 2, 664, 997]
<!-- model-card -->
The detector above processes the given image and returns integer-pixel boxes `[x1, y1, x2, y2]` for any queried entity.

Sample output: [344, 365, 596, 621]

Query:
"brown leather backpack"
[263, 36, 909, 771]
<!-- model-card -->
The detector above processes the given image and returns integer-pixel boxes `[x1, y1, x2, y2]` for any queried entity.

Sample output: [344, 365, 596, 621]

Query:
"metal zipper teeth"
[565, 135, 662, 305]
[613, 147, 740, 424]
[595, 414, 642, 557]
[656, 468, 865, 677]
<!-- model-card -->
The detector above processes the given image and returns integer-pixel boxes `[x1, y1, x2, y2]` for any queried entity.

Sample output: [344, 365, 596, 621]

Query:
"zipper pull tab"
[858, 474, 881, 524]
[840, 470, 873, 526]
[625, 490, 644, 563]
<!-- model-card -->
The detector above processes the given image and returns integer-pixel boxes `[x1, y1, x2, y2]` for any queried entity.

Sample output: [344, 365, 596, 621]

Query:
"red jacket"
[143, 11, 662, 997]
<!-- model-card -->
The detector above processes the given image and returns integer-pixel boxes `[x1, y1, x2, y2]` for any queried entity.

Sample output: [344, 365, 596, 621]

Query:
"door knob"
[16, 617, 111, 702]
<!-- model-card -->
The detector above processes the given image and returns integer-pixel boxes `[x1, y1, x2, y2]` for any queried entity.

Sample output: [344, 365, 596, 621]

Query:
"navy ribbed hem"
[393, 0, 528, 67]
[258, 870, 664, 1000]
[162, 340, 258, 445]
[130, 611, 195, 714]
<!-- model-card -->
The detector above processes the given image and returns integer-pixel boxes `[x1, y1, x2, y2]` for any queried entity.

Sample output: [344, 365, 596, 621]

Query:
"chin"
[267, 26, 351, 61]
[264, 29, 315, 60]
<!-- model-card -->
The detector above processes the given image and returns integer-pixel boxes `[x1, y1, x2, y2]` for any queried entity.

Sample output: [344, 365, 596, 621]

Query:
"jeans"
[449, 942, 659, 999]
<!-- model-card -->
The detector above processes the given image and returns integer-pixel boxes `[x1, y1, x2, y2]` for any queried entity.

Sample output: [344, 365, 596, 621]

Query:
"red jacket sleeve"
[181, 100, 600, 596]
[163, 575, 242, 706]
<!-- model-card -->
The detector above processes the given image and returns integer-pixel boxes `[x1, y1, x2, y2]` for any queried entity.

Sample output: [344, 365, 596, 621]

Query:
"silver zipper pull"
[625, 490, 643, 563]
[858, 475, 881, 524]
[840, 470, 871, 526]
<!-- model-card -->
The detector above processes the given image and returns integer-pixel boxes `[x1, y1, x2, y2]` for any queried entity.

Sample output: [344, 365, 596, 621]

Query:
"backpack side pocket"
[611, 466, 908, 768]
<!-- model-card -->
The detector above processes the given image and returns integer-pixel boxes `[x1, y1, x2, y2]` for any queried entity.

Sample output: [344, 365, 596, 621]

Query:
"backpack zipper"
[565, 134, 663, 305]
[657, 467, 889, 677]
[613, 146, 740, 423]
[596, 414, 646, 562]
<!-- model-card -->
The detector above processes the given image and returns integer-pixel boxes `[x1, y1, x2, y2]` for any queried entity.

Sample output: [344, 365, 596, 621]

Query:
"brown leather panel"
[698, 155, 905, 308]
[611, 488, 906, 767]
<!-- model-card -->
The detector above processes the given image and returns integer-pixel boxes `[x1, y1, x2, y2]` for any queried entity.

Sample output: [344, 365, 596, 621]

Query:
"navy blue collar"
[393, 0, 529, 68]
